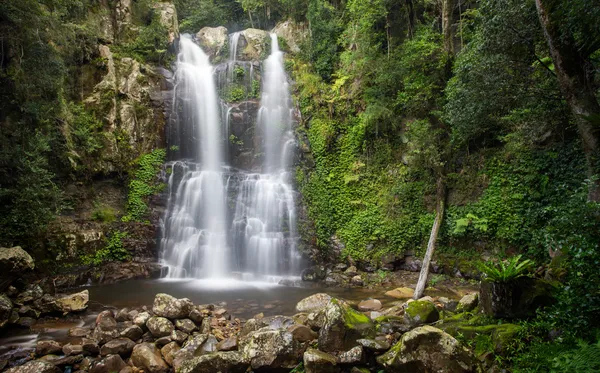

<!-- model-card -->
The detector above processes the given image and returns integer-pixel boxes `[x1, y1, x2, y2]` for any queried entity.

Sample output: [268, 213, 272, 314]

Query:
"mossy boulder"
[480, 278, 555, 319]
[377, 326, 479, 373]
[404, 300, 439, 326]
[240, 329, 304, 370]
[318, 298, 376, 352]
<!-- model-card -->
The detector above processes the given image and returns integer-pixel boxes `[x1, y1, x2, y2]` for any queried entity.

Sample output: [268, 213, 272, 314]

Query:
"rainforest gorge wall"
[1, 0, 600, 371]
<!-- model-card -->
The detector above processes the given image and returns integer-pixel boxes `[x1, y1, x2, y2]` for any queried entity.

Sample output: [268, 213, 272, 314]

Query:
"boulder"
[0, 247, 35, 289]
[173, 334, 219, 371]
[238, 29, 270, 61]
[133, 311, 151, 328]
[319, 299, 375, 352]
[456, 293, 479, 312]
[147, 316, 174, 337]
[63, 342, 84, 356]
[303, 348, 340, 373]
[0, 293, 13, 327]
[69, 326, 91, 337]
[178, 351, 248, 373]
[100, 338, 135, 357]
[240, 328, 304, 370]
[404, 300, 439, 326]
[120, 324, 144, 340]
[170, 329, 189, 344]
[14, 284, 43, 305]
[439, 297, 459, 312]
[358, 299, 382, 311]
[93, 314, 120, 344]
[338, 345, 364, 364]
[287, 324, 317, 342]
[175, 318, 196, 334]
[5, 360, 60, 373]
[160, 341, 180, 366]
[36, 340, 62, 356]
[131, 343, 169, 373]
[115, 308, 130, 322]
[385, 287, 414, 299]
[152, 293, 194, 319]
[377, 326, 478, 372]
[196, 26, 228, 59]
[296, 293, 332, 313]
[89, 354, 127, 373]
[54, 290, 89, 313]
[351, 275, 364, 286]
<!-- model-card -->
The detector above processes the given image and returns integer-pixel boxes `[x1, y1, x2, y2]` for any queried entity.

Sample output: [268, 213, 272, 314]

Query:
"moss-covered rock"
[318, 298, 375, 352]
[404, 300, 440, 326]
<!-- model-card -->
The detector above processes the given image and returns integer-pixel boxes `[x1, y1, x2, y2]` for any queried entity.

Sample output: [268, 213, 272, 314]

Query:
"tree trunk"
[413, 177, 446, 300]
[442, 0, 455, 54]
[405, 0, 416, 38]
[536, 0, 600, 202]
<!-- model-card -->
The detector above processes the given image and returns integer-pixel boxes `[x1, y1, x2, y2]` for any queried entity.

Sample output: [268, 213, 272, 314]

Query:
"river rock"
[89, 354, 127, 373]
[54, 290, 89, 313]
[358, 299, 382, 311]
[100, 338, 135, 357]
[69, 326, 91, 337]
[304, 348, 340, 373]
[120, 324, 144, 340]
[14, 284, 43, 305]
[170, 329, 189, 344]
[131, 343, 169, 373]
[36, 340, 62, 356]
[188, 307, 204, 323]
[439, 297, 459, 311]
[456, 293, 479, 312]
[147, 316, 174, 337]
[216, 336, 238, 351]
[81, 338, 100, 355]
[133, 311, 151, 328]
[296, 293, 332, 313]
[287, 324, 317, 342]
[5, 360, 60, 373]
[377, 326, 478, 372]
[115, 308, 130, 322]
[152, 293, 193, 319]
[62, 342, 84, 356]
[18, 306, 40, 318]
[172, 334, 219, 371]
[160, 341, 180, 366]
[93, 314, 119, 344]
[357, 338, 390, 351]
[175, 318, 196, 333]
[385, 287, 414, 299]
[404, 300, 439, 326]
[0, 293, 12, 327]
[240, 329, 304, 370]
[178, 351, 247, 373]
[338, 345, 364, 364]
[319, 299, 375, 352]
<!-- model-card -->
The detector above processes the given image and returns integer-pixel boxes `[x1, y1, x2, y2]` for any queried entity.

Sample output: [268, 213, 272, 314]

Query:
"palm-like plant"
[477, 255, 534, 283]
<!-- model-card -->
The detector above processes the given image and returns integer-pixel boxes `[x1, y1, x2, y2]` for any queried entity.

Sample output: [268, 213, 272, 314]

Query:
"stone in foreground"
[131, 343, 169, 373]
[319, 299, 375, 352]
[178, 351, 248, 373]
[304, 348, 340, 373]
[377, 325, 478, 373]
[404, 300, 439, 326]
[152, 293, 194, 319]
[456, 293, 479, 313]
[5, 360, 60, 373]
[240, 329, 304, 370]
[295, 293, 332, 313]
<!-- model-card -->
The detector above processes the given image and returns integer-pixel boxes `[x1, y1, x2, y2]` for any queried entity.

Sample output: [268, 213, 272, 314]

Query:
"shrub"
[477, 255, 534, 283]
[83, 230, 130, 266]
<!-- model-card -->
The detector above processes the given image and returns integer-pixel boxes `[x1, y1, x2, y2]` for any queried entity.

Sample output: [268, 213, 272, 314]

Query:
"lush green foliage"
[83, 230, 130, 266]
[123, 149, 166, 222]
[477, 255, 534, 283]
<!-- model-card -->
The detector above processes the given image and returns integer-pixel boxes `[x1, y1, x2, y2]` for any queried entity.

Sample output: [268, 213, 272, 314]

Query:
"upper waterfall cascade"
[160, 32, 300, 282]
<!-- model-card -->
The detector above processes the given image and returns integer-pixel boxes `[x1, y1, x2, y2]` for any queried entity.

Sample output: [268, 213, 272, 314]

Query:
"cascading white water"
[231, 34, 300, 277]
[160, 35, 229, 279]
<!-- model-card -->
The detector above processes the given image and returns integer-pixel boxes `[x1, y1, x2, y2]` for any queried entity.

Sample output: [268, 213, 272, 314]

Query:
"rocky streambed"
[0, 286, 486, 373]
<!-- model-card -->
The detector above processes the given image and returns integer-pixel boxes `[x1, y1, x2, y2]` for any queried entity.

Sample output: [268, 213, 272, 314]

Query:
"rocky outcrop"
[377, 326, 479, 372]
[237, 29, 270, 61]
[480, 278, 555, 318]
[152, 1, 179, 43]
[272, 20, 309, 53]
[196, 26, 228, 59]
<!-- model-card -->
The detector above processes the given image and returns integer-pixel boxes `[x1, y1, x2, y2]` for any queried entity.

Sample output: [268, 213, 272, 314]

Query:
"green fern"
[551, 339, 600, 373]
[477, 255, 533, 283]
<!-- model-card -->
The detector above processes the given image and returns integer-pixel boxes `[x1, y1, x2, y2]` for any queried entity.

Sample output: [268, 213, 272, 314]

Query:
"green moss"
[343, 306, 372, 329]
[405, 301, 438, 323]
[122, 148, 166, 222]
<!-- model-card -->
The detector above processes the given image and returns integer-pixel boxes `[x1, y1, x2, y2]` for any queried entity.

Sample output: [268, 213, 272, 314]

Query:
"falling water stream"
[160, 32, 300, 283]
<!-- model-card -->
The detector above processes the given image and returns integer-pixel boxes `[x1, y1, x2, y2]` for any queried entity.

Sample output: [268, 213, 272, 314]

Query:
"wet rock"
[175, 318, 196, 334]
[351, 275, 364, 286]
[115, 308, 130, 322]
[296, 293, 332, 313]
[172, 334, 218, 371]
[377, 326, 478, 372]
[155, 336, 172, 347]
[240, 329, 304, 370]
[18, 306, 40, 318]
[196, 26, 228, 59]
[147, 316, 174, 337]
[238, 28, 270, 61]
[385, 287, 414, 299]
[170, 329, 189, 344]
[93, 314, 120, 344]
[161, 341, 180, 366]
[81, 338, 100, 355]
[357, 338, 390, 351]
[133, 311, 151, 328]
[241, 315, 294, 336]
[404, 300, 439, 326]
[480, 279, 555, 318]
[0, 294, 13, 327]
[152, 293, 193, 319]
[32, 294, 56, 314]
[358, 299, 382, 311]
[14, 284, 43, 305]
[5, 360, 60, 373]
[304, 348, 340, 373]
[272, 20, 308, 54]
[63, 343, 84, 356]
[55, 290, 89, 313]
[301, 265, 327, 282]
[100, 338, 135, 357]
[178, 351, 247, 373]
[68, 327, 91, 338]
[338, 345, 364, 364]
[287, 324, 317, 342]
[16, 317, 35, 327]
[131, 343, 169, 373]
[216, 336, 238, 351]
[188, 308, 203, 323]
[120, 325, 144, 340]
[89, 354, 127, 373]
[35, 340, 62, 356]
[0, 247, 35, 291]
[319, 299, 375, 352]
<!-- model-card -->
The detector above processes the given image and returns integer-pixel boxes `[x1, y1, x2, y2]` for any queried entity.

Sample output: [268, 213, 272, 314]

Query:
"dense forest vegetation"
[1, 0, 599, 371]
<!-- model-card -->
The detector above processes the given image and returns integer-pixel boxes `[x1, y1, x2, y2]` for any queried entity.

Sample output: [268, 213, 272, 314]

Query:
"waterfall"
[161, 32, 300, 282]
[160, 35, 229, 279]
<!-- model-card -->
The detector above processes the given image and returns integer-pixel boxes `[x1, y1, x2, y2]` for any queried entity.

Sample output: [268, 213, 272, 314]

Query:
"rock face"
[152, 1, 179, 43]
[240, 329, 304, 370]
[131, 343, 169, 373]
[0, 293, 13, 327]
[178, 351, 248, 373]
[54, 290, 89, 313]
[152, 293, 194, 319]
[319, 299, 375, 352]
[237, 29, 270, 61]
[377, 326, 478, 373]
[196, 26, 228, 59]
[296, 293, 332, 313]
[404, 300, 439, 326]
[272, 20, 308, 54]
